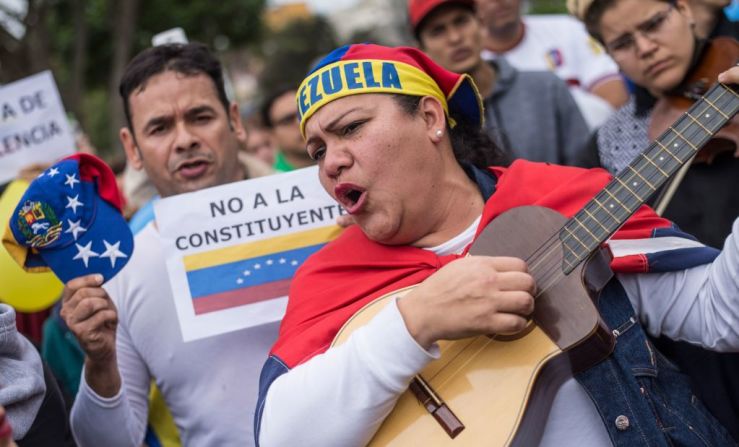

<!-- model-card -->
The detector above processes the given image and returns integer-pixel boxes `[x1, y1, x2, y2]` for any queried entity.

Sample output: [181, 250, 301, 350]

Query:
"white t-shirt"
[70, 222, 280, 447]
[483, 15, 623, 129]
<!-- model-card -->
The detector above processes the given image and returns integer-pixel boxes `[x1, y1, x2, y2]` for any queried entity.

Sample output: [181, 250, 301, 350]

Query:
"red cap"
[408, 0, 475, 33]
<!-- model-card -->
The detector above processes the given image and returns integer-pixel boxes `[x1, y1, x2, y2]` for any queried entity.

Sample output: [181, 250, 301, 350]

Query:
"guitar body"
[332, 206, 615, 446]
[330, 79, 738, 445]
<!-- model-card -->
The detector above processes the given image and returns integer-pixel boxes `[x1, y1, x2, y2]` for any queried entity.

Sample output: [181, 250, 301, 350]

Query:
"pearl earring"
[435, 129, 443, 138]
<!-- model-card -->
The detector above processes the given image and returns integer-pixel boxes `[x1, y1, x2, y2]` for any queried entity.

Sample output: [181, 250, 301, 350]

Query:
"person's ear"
[228, 102, 249, 145]
[675, 0, 695, 25]
[120, 127, 144, 170]
[418, 96, 447, 142]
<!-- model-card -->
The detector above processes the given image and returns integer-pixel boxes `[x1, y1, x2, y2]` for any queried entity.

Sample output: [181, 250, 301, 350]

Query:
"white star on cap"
[47, 167, 60, 177]
[100, 240, 128, 268]
[66, 195, 84, 214]
[65, 219, 87, 240]
[65, 173, 80, 188]
[73, 241, 99, 268]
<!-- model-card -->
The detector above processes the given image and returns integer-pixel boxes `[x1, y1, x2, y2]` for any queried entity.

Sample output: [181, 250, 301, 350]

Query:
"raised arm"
[62, 275, 150, 447]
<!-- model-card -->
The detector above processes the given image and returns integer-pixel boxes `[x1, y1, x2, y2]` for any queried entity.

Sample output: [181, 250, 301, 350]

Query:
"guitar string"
[532, 92, 723, 298]
[425, 86, 736, 385]
[527, 88, 733, 297]
[527, 88, 727, 289]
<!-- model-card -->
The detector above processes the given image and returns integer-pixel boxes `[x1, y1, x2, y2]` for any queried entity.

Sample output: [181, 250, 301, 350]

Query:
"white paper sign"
[0, 71, 76, 184]
[152, 27, 188, 46]
[155, 166, 345, 341]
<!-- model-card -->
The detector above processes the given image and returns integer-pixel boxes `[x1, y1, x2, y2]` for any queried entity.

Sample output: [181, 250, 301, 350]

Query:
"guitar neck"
[559, 82, 739, 274]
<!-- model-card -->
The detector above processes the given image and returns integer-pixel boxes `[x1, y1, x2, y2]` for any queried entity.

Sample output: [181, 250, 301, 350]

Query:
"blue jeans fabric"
[575, 280, 736, 446]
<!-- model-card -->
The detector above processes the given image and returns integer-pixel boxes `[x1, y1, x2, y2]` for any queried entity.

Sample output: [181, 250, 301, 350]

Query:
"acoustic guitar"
[331, 79, 739, 445]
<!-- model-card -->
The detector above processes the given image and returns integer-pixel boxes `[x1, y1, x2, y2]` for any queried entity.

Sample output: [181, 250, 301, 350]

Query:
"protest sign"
[155, 166, 345, 341]
[152, 27, 188, 46]
[0, 71, 76, 184]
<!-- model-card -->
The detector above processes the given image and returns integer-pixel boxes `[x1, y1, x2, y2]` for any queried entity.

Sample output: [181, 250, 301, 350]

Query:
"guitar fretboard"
[559, 82, 739, 274]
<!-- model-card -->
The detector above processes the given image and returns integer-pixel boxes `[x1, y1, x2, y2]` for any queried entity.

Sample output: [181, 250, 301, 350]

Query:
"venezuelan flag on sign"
[184, 225, 342, 315]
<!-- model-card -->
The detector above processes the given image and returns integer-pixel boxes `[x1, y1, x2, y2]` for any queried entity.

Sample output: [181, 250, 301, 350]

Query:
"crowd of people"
[1, 0, 738, 446]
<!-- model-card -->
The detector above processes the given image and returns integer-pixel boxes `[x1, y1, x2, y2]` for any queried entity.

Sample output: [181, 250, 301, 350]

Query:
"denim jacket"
[575, 280, 736, 446]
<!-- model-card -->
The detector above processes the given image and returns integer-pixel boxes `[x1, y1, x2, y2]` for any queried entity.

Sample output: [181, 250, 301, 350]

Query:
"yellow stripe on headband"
[296, 59, 450, 137]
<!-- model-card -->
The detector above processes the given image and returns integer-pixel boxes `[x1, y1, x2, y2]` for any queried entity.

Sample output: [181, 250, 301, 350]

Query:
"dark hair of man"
[392, 94, 509, 168]
[260, 85, 299, 128]
[118, 42, 229, 133]
[582, 0, 674, 43]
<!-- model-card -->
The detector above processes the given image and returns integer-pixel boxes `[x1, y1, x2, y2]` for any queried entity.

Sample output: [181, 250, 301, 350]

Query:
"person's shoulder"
[133, 220, 159, 244]
[505, 158, 593, 176]
[503, 159, 611, 191]
[239, 152, 275, 179]
[499, 69, 570, 109]
[514, 68, 569, 90]
[294, 226, 370, 274]
[293, 224, 425, 287]
[525, 14, 605, 53]
[599, 98, 639, 136]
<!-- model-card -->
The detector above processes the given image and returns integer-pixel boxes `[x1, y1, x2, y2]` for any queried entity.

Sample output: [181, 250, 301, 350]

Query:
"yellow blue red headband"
[296, 44, 484, 137]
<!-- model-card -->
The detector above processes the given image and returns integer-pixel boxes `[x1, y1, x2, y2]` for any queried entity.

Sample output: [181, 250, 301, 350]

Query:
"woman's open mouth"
[334, 183, 367, 214]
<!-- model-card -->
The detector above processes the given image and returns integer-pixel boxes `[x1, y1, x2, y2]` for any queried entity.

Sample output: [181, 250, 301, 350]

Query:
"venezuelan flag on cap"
[296, 43, 484, 137]
[2, 153, 133, 283]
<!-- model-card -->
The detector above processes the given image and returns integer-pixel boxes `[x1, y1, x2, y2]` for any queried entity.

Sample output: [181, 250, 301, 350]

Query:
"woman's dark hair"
[583, 0, 675, 43]
[118, 42, 229, 132]
[392, 95, 509, 169]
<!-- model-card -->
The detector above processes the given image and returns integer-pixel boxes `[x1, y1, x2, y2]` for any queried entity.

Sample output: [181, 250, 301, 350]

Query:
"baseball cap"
[408, 0, 475, 35]
[3, 153, 134, 283]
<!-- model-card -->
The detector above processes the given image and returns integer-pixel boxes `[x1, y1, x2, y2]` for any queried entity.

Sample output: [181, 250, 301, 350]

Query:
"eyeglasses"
[604, 5, 675, 56]
[273, 111, 300, 128]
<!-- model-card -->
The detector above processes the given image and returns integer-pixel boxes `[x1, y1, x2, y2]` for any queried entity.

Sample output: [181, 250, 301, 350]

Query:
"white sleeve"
[620, 218, 739, 351]
[69, 307, 150, 447]
[259, 298, 438, 447]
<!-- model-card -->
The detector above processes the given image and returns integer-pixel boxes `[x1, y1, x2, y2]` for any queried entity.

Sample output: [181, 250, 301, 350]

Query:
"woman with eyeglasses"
[570, 0, 738, 247]
[570, 0, 739, 441]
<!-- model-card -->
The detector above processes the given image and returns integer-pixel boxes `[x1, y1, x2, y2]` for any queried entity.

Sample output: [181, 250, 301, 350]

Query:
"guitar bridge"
[408, 375, 465, 439]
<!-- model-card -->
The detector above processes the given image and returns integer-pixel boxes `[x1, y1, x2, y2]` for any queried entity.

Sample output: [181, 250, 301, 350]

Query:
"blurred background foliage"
[0, 0, 566, 162]
[1, 0, 267, 160]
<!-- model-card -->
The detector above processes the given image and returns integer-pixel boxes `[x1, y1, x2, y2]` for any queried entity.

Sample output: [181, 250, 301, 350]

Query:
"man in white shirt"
[477, 0, 629, 128]
[409, 0, 592, 164]
[60, 43, 277, 446]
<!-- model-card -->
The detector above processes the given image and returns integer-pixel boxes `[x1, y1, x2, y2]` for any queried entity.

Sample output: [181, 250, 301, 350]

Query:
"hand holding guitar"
[397, 256, 536, 350]
[719, 66, 739, 158]
[718, 66, 739, 85]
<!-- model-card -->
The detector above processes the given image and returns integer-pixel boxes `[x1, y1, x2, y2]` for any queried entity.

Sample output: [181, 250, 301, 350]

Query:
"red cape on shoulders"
[272, 160, 678, 367]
